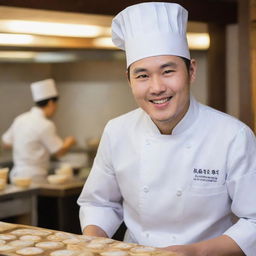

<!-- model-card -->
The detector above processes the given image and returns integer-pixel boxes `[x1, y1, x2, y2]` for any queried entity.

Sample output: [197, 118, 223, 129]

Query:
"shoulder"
[105, 108, 143, 133]
[199, 103, 251, 135]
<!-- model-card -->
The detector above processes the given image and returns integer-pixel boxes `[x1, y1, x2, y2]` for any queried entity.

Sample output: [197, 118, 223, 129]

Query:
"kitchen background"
[0, 25, 238, 150]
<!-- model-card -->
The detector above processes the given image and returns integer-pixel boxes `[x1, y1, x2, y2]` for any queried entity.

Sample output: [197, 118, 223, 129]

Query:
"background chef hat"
[30, 78, 58, 102]
[112, 2, 190, 67]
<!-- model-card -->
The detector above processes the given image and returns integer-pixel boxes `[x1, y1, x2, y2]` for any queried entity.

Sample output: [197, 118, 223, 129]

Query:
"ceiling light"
[0, 33, 34, 45]
[93, 37, 115, 48]
[187, 33, 210, 50]
[0, 51, 36, 60]
[0, 20, 109, 38]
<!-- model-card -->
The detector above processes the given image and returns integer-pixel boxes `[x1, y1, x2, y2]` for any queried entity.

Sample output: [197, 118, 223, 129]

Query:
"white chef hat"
[112, 2, 190, 67]
[30, 78, 58, 102]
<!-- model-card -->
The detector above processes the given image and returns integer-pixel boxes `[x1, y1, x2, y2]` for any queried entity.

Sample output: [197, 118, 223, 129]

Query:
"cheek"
[130, 83, 146, 99]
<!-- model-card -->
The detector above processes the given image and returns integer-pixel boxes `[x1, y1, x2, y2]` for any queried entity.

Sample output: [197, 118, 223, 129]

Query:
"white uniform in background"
[2, 106, 63, 181]
[78, 96, 256, 255]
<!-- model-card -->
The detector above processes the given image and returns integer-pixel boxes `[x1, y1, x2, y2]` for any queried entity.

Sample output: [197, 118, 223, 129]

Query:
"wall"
[0, 50, 207, 147]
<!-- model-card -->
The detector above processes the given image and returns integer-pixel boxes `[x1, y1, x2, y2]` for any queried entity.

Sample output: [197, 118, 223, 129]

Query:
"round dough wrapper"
[130, 246, 156, 253]
[93, 238, 114, 244]
[86, 242, 106, 250]
[111, 242, 134, 249]
[0, 234, 17, 240]
[100, 250, 129, 256]
[16, 247, 44, 255]
[36, 241, 64, 250]
[9, 240, 34, 248]
[11, 229, 51, 236]
[50, 249, 78, 256]
[0, 245, 14, 252]
[62, 238, 82, 245]
[20, 235, 41, 242]
[0, 239, 6, 245]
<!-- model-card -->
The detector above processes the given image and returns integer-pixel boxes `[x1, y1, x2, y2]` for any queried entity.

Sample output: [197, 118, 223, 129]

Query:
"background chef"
[78, 2, 256, 256]
[1, 78, 76, 182]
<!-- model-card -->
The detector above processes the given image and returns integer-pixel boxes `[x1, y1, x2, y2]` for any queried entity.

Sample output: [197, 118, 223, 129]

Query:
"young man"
[78, 3, 256, 256]
[2, 78, 76, 182]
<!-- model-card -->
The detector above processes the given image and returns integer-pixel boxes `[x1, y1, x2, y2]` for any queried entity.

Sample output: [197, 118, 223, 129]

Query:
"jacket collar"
[144, 94, 199, 136]
[30, 106, 45, 118]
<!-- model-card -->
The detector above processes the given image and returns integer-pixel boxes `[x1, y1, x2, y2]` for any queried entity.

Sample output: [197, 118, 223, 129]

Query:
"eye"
[136, 74, 148, 79]
[163, 69, 174, 75]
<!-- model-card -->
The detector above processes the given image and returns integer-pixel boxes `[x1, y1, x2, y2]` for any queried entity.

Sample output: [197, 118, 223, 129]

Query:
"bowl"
[0, 168, 9, 182]
[47, 174, 69, 185]
[12, 177, 32, 188]
[0, 178, 6, 190]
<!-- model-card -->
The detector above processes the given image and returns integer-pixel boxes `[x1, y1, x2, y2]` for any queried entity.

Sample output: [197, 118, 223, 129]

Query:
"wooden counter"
[0, 185, 39, 226]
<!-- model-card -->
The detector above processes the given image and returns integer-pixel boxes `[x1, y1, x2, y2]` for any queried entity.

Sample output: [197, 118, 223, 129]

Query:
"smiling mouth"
[149, 96, 172, 104]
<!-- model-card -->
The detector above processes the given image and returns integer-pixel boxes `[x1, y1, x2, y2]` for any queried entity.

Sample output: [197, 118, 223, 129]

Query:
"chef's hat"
[30, 78, 58, 102]
[112, 2, 190, 67]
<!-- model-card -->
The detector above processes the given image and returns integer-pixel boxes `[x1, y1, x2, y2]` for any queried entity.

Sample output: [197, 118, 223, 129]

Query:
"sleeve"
[77, 123, 123, 237]
[223, 126, 256, 256]
[2, 123, 14, 145]
[40, 121, 63, 154]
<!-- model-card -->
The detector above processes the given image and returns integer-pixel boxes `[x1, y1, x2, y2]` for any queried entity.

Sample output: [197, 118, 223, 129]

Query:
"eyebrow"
[131, 61, 178, 76]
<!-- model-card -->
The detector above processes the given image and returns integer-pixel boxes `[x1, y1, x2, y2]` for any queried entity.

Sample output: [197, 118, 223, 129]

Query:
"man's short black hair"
[127, 56, 191, 81]
[35, 97, 59, 107]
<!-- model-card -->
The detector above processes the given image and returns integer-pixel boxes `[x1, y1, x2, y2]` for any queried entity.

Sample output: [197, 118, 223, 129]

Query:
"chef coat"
[2, 107, 63, 181]
[78, 95, 256, 256]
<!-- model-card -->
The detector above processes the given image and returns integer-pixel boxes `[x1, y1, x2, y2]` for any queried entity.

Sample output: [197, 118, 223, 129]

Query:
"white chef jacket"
[2, 107, 63, 181]
[78, 96, 256, 256]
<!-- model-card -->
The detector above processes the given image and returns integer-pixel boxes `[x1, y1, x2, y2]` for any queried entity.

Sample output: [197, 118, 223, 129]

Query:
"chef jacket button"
[172, 235, 176, 241]
[186, 144, 191, 149]
[143, 186, 149, 193]
[145, 139, 150, 145]
[146, 233, 150, 238]
[176, 190, 182, 197]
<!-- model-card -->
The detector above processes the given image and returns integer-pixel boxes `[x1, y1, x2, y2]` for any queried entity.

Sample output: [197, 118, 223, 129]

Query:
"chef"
[2, 78, 76, 182]
[78, 2, 256, 256]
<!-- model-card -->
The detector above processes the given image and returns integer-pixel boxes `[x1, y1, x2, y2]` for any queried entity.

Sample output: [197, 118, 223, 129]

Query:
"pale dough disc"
[0, 234, 17, 240]
[130, 246, 156, 253]
[35, 241, 64, 250]
[47, 235, 64, 241]
[0, 245, 14, 252]
[86, 242, 106, 250]
[111, 242, 134, 249]
[0, 221, 17, 232]
[62, 238, 82, 245]
[0, 239, 6, 245]
[11, 229, 52, 236]
[77, 235, 95, 242]
[100, 250, 129, 256]
[92, 238, 115, 244]
[9, 240, 34, 248]
[50, 249, 78, 256]
[55, 232, 76, 239]
[16, 247, 44, 255]
[20, 235, 42, 242]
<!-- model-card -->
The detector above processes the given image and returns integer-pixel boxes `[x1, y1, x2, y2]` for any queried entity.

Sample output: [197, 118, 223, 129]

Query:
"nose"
[149, 76, 167, 95]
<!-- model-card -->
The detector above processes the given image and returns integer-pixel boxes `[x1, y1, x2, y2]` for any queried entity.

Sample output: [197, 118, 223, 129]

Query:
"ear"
[189, 59, 197, 83]
[126, 70, 131, 87]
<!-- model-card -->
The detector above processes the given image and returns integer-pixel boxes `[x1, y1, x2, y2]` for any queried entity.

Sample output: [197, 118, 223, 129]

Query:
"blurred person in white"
[2, 78, 76, 182]
[78, 2, 256, 256]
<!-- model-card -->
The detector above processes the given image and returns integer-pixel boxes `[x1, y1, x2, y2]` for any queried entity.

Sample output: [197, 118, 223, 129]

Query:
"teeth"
[152, 97, 170, 104]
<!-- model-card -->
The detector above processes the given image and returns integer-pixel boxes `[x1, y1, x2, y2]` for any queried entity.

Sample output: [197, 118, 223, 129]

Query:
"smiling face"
[128, 55, 196, 134]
